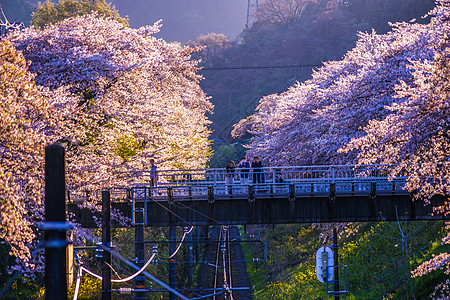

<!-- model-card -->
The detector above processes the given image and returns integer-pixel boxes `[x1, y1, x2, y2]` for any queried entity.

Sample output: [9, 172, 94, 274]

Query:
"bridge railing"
[66, 165, 406, 203]
[130, 180, 408, 203]
[121, 164, 404, 187]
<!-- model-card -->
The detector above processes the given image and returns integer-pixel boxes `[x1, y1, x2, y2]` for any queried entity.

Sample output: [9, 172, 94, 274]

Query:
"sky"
[109, 0, 248, 43]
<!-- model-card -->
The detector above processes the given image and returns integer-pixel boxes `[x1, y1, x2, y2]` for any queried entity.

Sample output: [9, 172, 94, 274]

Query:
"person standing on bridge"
[225, 160, 236, 194]
[150, 158, 158, 188]
[238, 156, 250, 185]
[251, 156, 263, 184]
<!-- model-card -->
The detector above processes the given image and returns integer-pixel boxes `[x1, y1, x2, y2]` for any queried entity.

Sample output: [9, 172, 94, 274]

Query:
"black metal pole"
[102, 191, 112, 300]
[44, 144, 67, 300]
[195, 227, 200, 262]
[334, 227, 339, 300]
[168, 226, 177, 300]
[134, 197, 145, 300]
[187, 230, 194, 289]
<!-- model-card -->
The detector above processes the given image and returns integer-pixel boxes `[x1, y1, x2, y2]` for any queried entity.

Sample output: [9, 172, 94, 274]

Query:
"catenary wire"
[77, 253, 157, 283]
[150, 197, 194, 225]
[175, 200, 224, 225]
[156, 226, 194, 259]
[227, 227, 234, 300]
[73, 253, 158, 300]
[75, 227, 190, 300]
[201, 64, 322, 71]
[213, 226, 224, 300]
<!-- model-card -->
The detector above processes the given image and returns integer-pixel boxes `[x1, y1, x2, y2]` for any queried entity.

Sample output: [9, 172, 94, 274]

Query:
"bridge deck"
[67, 165, 448, 227]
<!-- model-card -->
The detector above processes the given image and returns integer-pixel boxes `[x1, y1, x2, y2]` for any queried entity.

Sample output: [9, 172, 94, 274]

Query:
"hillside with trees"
[1, 0, 449, 298]
[231, 0, 450, 298]
[192, 0, 434, 147]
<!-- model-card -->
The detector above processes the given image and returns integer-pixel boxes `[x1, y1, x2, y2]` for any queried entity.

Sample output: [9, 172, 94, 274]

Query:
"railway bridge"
[68, 164, 447, 227]
[61, 163, 449, 300]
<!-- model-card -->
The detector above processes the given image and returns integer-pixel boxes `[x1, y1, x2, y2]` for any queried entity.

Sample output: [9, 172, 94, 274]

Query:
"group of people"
[225, 155, 264, 186]
[149, 156, 265, 190]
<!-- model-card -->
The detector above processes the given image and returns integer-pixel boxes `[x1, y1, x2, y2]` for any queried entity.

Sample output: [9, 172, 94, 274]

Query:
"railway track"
[196, 226, 253, 300]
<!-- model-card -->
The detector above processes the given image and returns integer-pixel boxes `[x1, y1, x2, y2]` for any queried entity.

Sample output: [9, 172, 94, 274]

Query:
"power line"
[150, 197, 193, 225]
[156, 226, 194, 260]
[76, 227, 190, 300]
[175, 201, 223, 225]
[201, 64, 322, 71]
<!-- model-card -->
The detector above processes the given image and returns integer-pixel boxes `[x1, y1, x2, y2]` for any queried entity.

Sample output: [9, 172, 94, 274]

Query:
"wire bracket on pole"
[38, 222, 74, 248]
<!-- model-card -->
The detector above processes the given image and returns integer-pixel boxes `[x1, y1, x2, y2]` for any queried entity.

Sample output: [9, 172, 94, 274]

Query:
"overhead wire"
[75, 227, 190, 300]
[222, 226, 235, 300]
[73, 265, 83, 300]
[213, 226, 223, 300]
[147, 199, 199, 260]
[156, 226, 194, 260]
[222, 227, 230, 299]
[73, 253, 157, 300]
[104, 260, 122, 280]
[78, 253, 157, 283]
[175, 200, 224, 225]
[227, 227, 234, 300]
[150, 197, 193, 225]
[201, 64, 322, 71]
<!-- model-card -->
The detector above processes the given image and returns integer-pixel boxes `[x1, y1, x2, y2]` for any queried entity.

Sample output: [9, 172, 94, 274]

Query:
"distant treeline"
[190, 0, 435, 143]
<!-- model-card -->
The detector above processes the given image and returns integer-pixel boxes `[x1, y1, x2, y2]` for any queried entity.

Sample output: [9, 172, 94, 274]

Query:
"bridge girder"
[67, 193, 447, 228]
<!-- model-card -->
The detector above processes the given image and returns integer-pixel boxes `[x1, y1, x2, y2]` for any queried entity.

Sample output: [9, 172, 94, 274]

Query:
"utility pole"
[246, 0, 259, 27]
[168, 226, 177, 300]
[134, 192, 145, 300]
[102, 191, 112, 300]
[333, 227, 339, 300]
[44, 144, 68, 300]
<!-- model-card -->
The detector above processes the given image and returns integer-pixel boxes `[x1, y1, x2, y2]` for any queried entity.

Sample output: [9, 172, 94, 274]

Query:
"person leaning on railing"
[238, 156, 250, 185]
[251, 156, 263, 184]
[225, 160, 236, 194]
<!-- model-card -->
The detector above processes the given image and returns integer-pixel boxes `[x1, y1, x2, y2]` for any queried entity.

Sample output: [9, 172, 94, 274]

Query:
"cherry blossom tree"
[341, 2, 450, 294]
[234, 0, 450, 295]
[233, 2, 443, 167]
[341, 38, 450, 201]
[9, 13, 213, 192]
[2, 13, 212, 270]
[338, 0, 450, 201]
[0, 39, 52, 268]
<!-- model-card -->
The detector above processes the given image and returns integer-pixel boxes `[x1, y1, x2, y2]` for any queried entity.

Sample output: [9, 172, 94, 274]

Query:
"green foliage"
[111, 134, 144, 162]
[31, 0, 129, 29]
[245, 221, 448, 299]
[186, 33, 231, 65]
[0, 244, 43, 299]
[67, 275, 101, 300]
[0, 280, 44, 299]
[245, 225, 326, 299]
[208, 142, 246, 168]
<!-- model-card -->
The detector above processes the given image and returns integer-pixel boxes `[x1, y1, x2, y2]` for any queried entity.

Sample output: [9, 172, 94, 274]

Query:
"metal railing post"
[332, 167, 336, 183]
